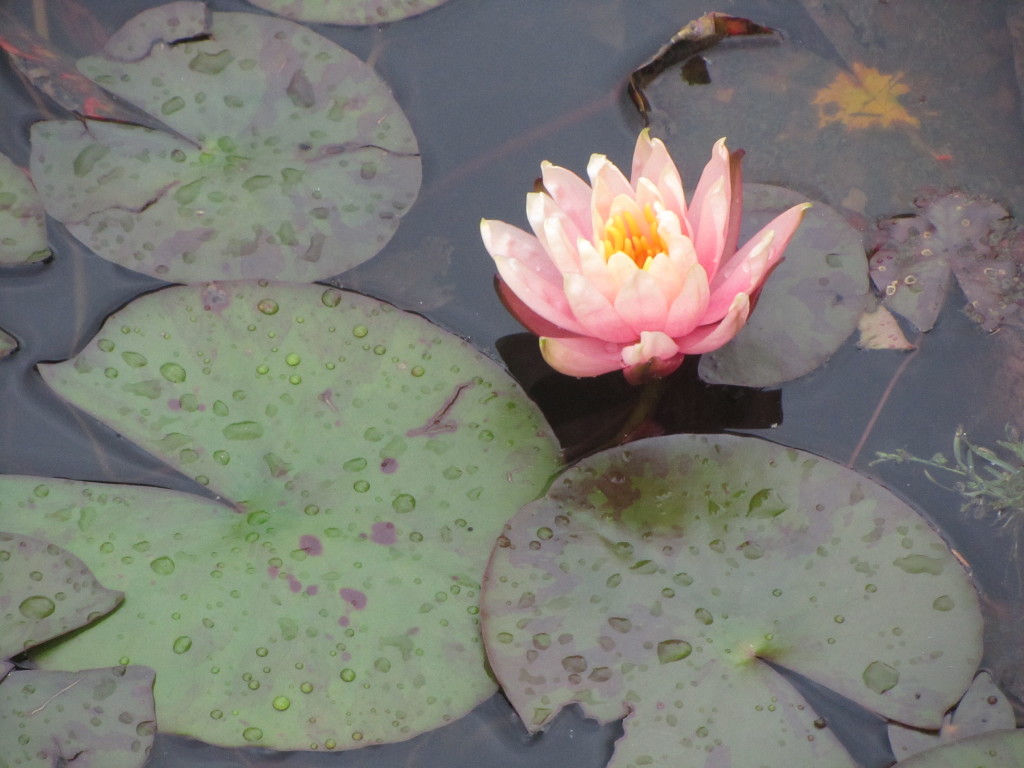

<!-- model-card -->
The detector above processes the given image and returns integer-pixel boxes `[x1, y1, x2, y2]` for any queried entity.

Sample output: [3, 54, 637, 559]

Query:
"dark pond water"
[2, 0, 1023, 766]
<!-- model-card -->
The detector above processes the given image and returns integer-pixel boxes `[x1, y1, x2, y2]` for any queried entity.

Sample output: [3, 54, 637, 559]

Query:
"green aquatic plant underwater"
[875, 425, 1024, 528]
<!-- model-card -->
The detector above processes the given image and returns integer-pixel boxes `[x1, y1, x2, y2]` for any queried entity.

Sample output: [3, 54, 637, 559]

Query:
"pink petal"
[540, 336, 625, 377]
[564, 273, 636, 343]
[588, 154, 634, 231]
[540, 162, 595, 239]
[495, 276, 576, 338]
[614, 268, 669, 336]
[577, 239, 620, 302]
[688, 138, 733, 278]
[644, 251, 685, 304]
[705, 201, 811, 322]
[526, 191, 583, 273]
[631, 131, 687, 221]
[606, 250, 639, 290]
[723, 147, 745, 260]
[675, 293, 750, 354]
[621, 331, 683, 384]
[664, 263, 711, 337]
[482, 219, 584, 334]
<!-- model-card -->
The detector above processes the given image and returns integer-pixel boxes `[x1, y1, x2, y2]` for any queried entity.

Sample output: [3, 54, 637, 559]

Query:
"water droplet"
[561, 655, 587, 673]
[256, 647, 269, 657]
[285, 353, 301, 366]
[256, 364, 269, 375]
[374, 657, 391, 673]
[673, 572, 693, 587]
[18, 595, 55, 619]
[289, 374, 302, 385]
[932, 595, 955, 611]
[33, 484, 50, 498]
[694, 608, 713, 625]
[210, 709, 223, 720]
[411, 366, 425, 377]
[223, 421, 264, 440]
[392, 494, 416, 514]
[160, 362, 187, 383]
[213, 450, 230, 465]
[537, 527, 553, 540]
[150, 556, 175, 575]
[272, 696, 291, 711]
[834, 615, 845, 624]
[321, 289, 342, 307]
[98, 338, 115, 352]
[257, 299, 279, 315]
[606, 574, 622, 588]
[657, 639, 693, 664]
[300, 682, 314, 694]
[172, 636, 193, 654]
[496, 632, 514, 644]
[242, 727, 263, 742]
[340, 668, 356, 682]
[353, 480, 370, 493]
[862, 660, 899, 694]
[352, 325, 368, 338]
[608, 617, 632, 633]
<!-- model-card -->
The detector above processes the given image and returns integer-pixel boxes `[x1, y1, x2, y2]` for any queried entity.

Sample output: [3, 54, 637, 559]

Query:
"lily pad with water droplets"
[7, 281, 559, 750]
[244, 0, 451, 26]
[0, 152, 49, 264]
[889, 671, 1016, 761]
[30, 2, 420, 283]
[0, 531, 124, 661]
[896, 730, 1024, 767]
[0, 665, 156, 768]
[481, 433, 982, 768]
[699, 185, 871, 387]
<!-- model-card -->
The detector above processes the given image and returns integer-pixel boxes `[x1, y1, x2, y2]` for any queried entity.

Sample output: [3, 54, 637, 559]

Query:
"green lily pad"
[0, 665, 156, 768]
[895, 730, 1024, 767]
[6, 281, 558, 750]
[0, 531, 124, 661]
[889, 671, 1016, 761]
[699, 185, 871, 387]
[243, 0, 451, 26]
[0, 152, 49, 264]
[30, 2, 420, 283]
[482, 434, 982, 768]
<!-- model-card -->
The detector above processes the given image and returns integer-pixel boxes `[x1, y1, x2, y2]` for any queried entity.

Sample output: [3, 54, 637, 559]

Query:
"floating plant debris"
[813, 63, 919, 131]
[2, 282, 559, 750]
[242, 0, 452, 26]
[482, 433, 982, 768]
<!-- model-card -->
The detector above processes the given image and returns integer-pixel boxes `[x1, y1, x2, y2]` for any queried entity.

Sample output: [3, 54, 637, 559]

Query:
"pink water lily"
[481, 131, 810, 383]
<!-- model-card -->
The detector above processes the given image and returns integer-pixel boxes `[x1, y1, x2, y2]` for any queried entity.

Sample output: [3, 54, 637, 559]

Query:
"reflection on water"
[1, 0, 1022, 766]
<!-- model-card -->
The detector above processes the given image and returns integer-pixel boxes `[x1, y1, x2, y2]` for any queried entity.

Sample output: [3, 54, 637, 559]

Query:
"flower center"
[601, 204, 665, 269]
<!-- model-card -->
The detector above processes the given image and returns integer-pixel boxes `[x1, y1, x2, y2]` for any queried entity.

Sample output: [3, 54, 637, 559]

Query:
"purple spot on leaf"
[306, 585, 318, 596]
[380, 457, 398, 473]
[168, 399, 181, 411]
[299, 534, 323, 555]
[287, 574, 302, 593]
[338, 616, 349, 627]
[371, 521, 396, 546]
[268, 565, 279, 578]
[340, 588, 367, 609]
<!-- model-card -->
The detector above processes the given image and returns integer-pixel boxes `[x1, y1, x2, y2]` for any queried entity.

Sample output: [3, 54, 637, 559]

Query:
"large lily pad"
[482, 434, 982, 768]
[0, 531, 124, 661]
[244, 0, 451, 26]
[7, 281, 559, 750]
[896, 730, 1024, 767]
[0, 152, 49, 264]
[699, 185, 871, 387]
[0, 666, 156, 768]
[30, 2, 421, 283]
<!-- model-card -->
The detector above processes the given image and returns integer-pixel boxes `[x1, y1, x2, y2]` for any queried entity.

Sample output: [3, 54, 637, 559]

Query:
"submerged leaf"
[30, 2, 420, 283]
[813, 63, 919, 131]
[6, 282, 559, 750]
[0, 531, 123, 660]
[699, 185, 871, 387]
[857, 304, 916, 350]
[0, 666, 156, 768]
[0, 328, 16, 359]
[0, 152, 49, 264]
[869, 191, 1013, 332]
[243, 0, 452, 26]
[482, 434, 982, 768]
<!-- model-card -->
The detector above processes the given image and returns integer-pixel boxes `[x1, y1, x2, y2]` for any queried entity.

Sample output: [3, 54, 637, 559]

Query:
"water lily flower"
[481, 131, 810, 383]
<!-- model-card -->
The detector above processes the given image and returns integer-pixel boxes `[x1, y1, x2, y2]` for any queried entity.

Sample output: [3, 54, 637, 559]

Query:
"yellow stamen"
[600, 206, 667, 268]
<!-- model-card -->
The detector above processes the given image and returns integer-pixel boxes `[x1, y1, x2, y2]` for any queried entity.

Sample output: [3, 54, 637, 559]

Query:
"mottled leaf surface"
[12, 281, 559, 750]
[870, 191, 1013, 332]
[482, 434, 982, 768]
[895, 730, 1024, 767]
[0, 665, 156, 768]
[0, 531, 123, 661]
[0, 152, 49, 264]
[244, 0, 451, 25]
[699, 185, 870, 387]
[30, 2, 420, 283]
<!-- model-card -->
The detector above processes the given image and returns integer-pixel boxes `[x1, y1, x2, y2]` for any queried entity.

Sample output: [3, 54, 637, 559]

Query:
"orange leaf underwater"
[813, 62, 919, 130]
